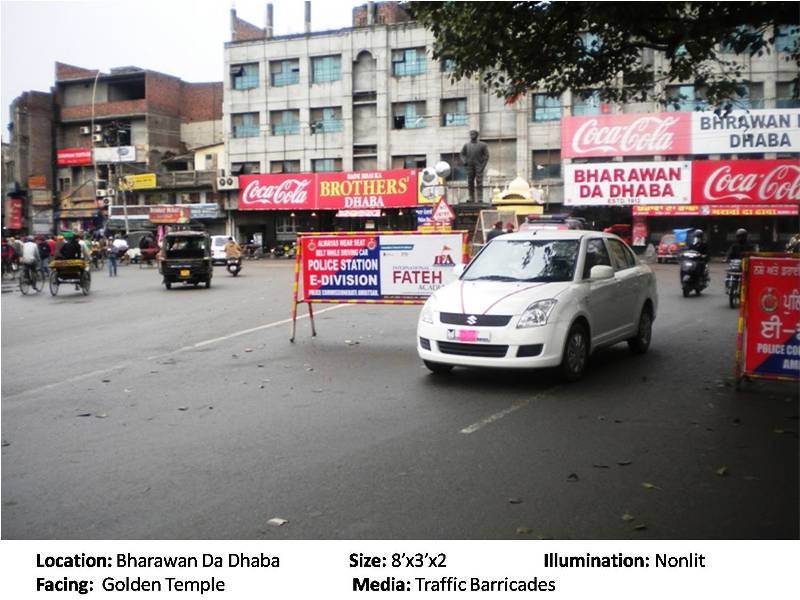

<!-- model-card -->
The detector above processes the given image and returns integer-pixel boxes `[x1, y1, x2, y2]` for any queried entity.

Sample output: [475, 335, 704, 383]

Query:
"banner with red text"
[564, 161, 692, 206]
[300, 231, 468, 303]
[238, 170, 419, 211]
[691, 160, 800, 205]
[56, 148, 92, 166]
[633, 204, 800, 217]
[740, 255, 800, 382]
[561, 113, 691, 158]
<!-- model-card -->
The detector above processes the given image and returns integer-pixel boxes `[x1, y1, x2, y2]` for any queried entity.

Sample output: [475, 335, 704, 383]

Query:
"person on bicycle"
[21, 236, 41, 272]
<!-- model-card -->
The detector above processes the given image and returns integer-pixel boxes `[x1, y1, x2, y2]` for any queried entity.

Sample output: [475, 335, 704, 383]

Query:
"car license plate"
[179, 269, 190, 278]
[447, 329, 491, 343]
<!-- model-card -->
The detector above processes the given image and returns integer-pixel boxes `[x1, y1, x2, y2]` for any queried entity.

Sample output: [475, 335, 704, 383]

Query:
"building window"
[312, 158, 342, 172]
[311, 55, 341, 83]
[720, 26, 757, 53]
[231, 63, 259, 90]
[392, 101, 426, 129]
[727, 82, 763, 110]
[440, 153, 466, 181]
[270, 59, 300, 87]
[270, 160, 301, 173]
[231, 112, 260, 138]
[777, 81, 800, 108]
[532, 94, 561, 121]
[441, 58, 457, 73]
[665, 85, 706, 111]
[270, 110, 300, 135]
[232, 162, 260, 175]
[441, 98, 468, 127]
[275, 215, 297, 233]
[776, 25, 800, 53]
[532, 151, 561, 180]
[392, 48, 426, 77]
[572, 90, 609, 116]
[310, 107, 343, 133]
[391, 155, 426, 169]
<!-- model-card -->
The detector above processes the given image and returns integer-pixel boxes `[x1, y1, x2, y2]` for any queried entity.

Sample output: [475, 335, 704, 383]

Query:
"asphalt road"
[2, 259, 797, 539]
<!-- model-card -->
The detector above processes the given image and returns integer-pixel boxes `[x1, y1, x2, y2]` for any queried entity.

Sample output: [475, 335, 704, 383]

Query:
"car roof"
[496, 229, 614, 241]
[165, 231, 207, 238]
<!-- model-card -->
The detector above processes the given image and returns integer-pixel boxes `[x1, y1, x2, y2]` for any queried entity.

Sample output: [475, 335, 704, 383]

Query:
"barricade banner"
[736, 253, 800, 384]
[290, 230, 469, 341]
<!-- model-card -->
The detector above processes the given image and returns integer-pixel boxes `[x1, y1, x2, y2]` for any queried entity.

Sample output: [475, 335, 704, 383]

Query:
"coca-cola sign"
[561, 113, 691, 158]
[238, 174, 316, 210]
[692, 160, 800, 205]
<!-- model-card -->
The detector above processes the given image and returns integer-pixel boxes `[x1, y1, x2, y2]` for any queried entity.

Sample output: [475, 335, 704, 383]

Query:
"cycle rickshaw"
[48, 259, 91, 296]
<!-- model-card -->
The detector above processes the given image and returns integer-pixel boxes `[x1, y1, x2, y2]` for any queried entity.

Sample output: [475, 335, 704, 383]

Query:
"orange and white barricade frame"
[290, 230, 470, 341]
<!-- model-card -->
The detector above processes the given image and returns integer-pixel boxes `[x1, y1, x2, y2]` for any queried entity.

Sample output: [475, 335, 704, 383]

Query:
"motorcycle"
[226, 256, 242, 276]
[679, 250, 709, 297]
[271, 242, 296, 259]
[724, 259, 742, 308]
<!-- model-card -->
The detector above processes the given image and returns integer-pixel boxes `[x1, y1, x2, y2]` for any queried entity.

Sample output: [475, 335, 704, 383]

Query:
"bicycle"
[19, 262, 43, 295]
[2, 257, 18, 280]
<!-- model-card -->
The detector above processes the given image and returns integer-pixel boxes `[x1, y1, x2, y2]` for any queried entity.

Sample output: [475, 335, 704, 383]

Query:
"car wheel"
[164, 280, 172, 290]
[627, 307, 652, 354]
[205, 278, 211, 289]
[560, 322, 589, 382]
[424, 360, 453, 374]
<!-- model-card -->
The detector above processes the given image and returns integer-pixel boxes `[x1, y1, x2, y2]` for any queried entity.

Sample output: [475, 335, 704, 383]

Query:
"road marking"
[460, 390, 554, 434]
[3, 304, 349, 401]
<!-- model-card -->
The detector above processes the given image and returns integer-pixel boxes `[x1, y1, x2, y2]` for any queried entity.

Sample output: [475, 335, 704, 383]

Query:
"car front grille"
[439, 312, 512, 327]
[437, 341, 509, 358]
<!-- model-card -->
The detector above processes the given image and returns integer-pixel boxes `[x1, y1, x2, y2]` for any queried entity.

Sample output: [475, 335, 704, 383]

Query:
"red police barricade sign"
[290, 230, 469, 341]
[736, 254, 800, 384]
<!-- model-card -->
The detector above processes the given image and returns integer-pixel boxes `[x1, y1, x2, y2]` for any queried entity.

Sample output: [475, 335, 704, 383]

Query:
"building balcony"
[157, 170, 216, 189]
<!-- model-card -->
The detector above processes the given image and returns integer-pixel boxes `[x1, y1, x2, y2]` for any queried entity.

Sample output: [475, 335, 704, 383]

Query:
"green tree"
[407, 1, 799, 110]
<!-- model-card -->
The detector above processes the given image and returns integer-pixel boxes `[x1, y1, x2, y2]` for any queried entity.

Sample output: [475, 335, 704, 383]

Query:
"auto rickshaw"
[159, 230, 213, 290]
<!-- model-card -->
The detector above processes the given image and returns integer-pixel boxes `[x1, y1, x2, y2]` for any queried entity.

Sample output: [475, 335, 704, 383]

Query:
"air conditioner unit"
[94, 124, 103, 133]
[92, 134, 103, 143]
[96, 189, 108, 198]
[107, 188, 116, 196]
[79, 126, 91, 135]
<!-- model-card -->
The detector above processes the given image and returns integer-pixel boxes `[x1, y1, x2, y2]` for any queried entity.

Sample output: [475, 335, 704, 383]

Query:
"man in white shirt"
[21, 237, 40, 266]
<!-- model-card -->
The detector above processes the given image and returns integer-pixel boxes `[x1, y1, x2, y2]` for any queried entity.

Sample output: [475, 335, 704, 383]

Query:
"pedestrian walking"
[107, 238, 119, 276]
[36, 236, 51, 276]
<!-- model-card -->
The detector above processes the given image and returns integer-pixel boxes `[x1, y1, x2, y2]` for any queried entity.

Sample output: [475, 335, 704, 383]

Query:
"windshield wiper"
[464, 275, 522, 282]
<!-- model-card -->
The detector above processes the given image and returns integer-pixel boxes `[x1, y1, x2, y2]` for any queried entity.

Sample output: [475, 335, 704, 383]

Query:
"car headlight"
[420, 295, 437, 324]
[516, 299, 557, 328]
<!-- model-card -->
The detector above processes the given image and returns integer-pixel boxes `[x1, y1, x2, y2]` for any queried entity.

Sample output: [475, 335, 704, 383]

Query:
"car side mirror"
[590, 265, 615, 280]
[452, 263, 466, 278]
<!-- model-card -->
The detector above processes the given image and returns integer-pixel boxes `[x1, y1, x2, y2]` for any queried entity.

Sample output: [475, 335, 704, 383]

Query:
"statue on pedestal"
[460, 130, 489, 203]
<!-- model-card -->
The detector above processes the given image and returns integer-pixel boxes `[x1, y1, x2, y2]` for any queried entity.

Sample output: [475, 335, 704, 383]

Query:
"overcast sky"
[1, 0, 359, 140]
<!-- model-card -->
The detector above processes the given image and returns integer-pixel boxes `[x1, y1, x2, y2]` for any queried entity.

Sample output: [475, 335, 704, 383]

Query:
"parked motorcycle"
[226, 257, 242, 276]
[725, 259, 742, 308]
[679, 250, 709, 297]
[271, 242, 296, 259]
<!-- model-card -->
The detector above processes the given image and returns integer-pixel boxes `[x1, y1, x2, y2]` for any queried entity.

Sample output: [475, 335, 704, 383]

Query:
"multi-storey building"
[5, 63, 226, 236]
[223, 1, 798, 252]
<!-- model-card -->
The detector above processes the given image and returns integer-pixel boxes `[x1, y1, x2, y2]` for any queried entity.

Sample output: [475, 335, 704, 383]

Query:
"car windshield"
[463, 239, 579, 282]
[213, 238, 226, 247]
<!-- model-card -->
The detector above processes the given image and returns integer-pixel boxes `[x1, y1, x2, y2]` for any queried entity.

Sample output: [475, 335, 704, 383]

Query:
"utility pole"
[111, 121, 130, 234]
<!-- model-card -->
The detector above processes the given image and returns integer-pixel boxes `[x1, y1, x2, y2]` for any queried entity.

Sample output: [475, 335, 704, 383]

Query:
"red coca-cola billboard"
[237, 170, 420, 211]
[692, 160, 800, 205]
[238, 174, 316, 211]
[561, 113, 691, 158]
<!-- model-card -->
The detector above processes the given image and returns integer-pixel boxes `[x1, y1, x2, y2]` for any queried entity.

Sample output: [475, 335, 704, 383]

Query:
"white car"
[211, 235, 234, 265]
[417, 230, 658, 380]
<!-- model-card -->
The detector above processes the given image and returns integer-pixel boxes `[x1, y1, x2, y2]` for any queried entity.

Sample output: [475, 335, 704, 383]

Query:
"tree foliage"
[407, 1, 799, 109]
